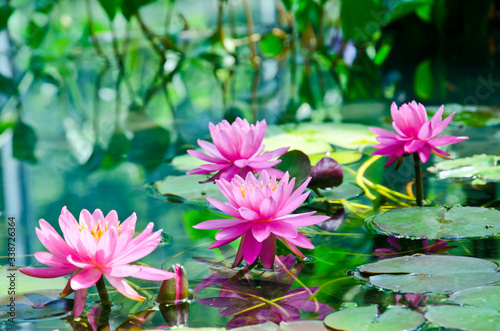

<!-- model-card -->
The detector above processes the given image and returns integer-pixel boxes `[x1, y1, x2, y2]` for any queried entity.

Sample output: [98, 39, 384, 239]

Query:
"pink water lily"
[370, 101, 468, 167]
[187, 117, 289, 182]
[193, 170, 329, 269]
[20, 207, 175, 317]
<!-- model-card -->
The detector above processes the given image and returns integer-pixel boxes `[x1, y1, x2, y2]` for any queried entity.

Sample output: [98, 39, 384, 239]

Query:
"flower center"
[77, 220, 121, 241]
[238, 181, 278, 198]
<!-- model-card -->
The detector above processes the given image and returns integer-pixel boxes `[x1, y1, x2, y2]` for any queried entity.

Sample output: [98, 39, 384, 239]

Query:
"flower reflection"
[194, 255, 333, 329]
[374, 237, 455, 260]
[395, 293, 428, 315]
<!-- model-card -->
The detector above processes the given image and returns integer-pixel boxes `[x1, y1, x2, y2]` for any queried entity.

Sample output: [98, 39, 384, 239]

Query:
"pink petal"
[71, 268, 102, 290]
[275, 191, 310, 218]
[269, 221, 298, 239]
[240, 129, 256, 158]
[233, 236, 245, 267]
[243, 231, 262, 265]
[19, 267, 75, 278]
[67, 255, 95, 269]
[261, 167, 285, 179]
[259, 196, 278, 220]
[92, 209, 105, 222]
[104, 275, 145, 301]
[252, 222, 271, 242]
[215, 223, 253, 241]
[251, 147, 289, 162]
[207, 197, 241, 218]
[281, 238, 305, 258]
[285, 232, 314, 249]
[193, 218, 247, 230]
[73, 288, 88, 317]
[96, 227, 118, 266]
[404, 139, 426, 154]
[418, 121, 433, 140]
[431, 112, 455, 136]
[418, 144, 432, 163]
[36, 220, 74, 258]
[384, 155, 399, 167]
[198, 139, 225, 159]
[79, 209, 95, 229]
[130, 266, 175, 281]
[430, 104, 444, 123]
[104, 210, 119, 227]
[260, 234, 276, 269]
[187, 149, 225, 164]
[428, 135, 469, 146]
[278, 213, 329, 227]
[239, 207, 261, 221]
[370, 127, 398, 137]
[431, 146, 451, 157]
[112, 230, 162, 266]
[35, 251, 73, 269]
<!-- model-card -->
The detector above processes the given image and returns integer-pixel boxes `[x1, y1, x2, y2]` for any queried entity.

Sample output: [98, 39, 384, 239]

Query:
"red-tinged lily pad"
[366, 206, 500, 240]
[355, 255, 500, 293]
[323, 305, 425, 331]
[309, 157, 343, 189]
[425, 306, 500, 331]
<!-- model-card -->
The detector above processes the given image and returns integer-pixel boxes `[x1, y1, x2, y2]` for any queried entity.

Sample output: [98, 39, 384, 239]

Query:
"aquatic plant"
[187, 118, 289, 182]
[20, 207, 175, 317]
[193, 170, 329, 268]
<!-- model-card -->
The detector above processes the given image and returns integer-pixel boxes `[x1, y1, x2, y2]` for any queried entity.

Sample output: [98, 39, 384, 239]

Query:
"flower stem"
[96, 276, 112, 307]
[412, 153, 424, 207]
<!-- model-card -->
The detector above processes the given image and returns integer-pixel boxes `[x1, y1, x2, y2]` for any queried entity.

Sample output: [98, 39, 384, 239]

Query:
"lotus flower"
[193, 170, 329, 268]
[20, 207, 175, 317]
[187, 117, 289, 182]
[370, 101, 468, 167]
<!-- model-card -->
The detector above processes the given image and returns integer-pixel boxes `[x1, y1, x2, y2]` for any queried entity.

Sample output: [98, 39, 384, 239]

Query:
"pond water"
[1, 0, 500, 330]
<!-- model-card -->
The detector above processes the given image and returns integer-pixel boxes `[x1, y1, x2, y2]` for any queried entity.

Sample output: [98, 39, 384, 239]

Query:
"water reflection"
[194, 254, 333, 329]
[373, 238, 455, 260]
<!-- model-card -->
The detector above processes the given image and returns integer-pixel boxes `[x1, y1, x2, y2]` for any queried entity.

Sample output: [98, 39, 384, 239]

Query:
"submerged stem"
[96, 277, 112, 307]
[412, 153, 424, 207]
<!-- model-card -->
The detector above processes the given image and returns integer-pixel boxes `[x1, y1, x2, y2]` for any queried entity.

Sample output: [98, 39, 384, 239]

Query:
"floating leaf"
[317, 183, 363, 201]
[323, 305, 425, 331]
[427, 104, 500, 127]
[367, 206, 500, 240]
[425, 306, 500, 331]
[429, 154, 500, 183]
[0, 290, 72, 321]
[263, 133, 333, 155]
[310, 151, 362, 165]
[146, 174, 222, 203]
[274, 150, 311, 188]
[309, 157, 343, 189]
[355, 255, 500, 293]
[448, 286, 500, 309]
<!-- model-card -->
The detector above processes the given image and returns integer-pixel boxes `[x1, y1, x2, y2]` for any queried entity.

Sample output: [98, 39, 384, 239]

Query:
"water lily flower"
[193, 170, 329, 268]
[187, 117, 289, 182]
[20, 207, 175, 317]
[370, 101, 469, 167]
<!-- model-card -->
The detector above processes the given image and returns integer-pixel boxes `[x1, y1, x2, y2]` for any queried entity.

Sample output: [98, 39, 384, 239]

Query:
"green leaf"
[274, 150, 311, 188]
[146, 174, 222, 203]
[260, 34, 283, 57]
[101, 130, 131, 169]
[449, 286, 500, 309]
[341, 0, 381, 42]
[98, 0, 121, 21]
[367, 206, 500, 240]
[317, 183, 363, 201]
[263, 133, 333, 156]
[310, 151, 362, 165]
[0, 290, 73, 321]
[355, 255, 500, 293]
[323, 306, 425, 331]
[429, 154, 500, 182]
[385, 0, 433, 23]
[12, 120, 37, 164]
[0, 73, 16, 95]
[25, 20, 46, 49]
[425, 306, 500, 331]
[128, 126, 170, 170]
[121, 0, 156, 20]
[414, 58, 433, 100]
[0, 6, 13, 31]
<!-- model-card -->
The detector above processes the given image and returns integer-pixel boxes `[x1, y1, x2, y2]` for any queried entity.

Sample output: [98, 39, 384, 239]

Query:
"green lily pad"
[355, 255, 500, 293]
[263, 133, 333, 155]
[367, 206, 500, 240]
[0, 290, 72, 321]
[316, 183, 364, 201]
[267, 123, 377, 150]
[427, 104, 500, 127]
[323, 305, 425, 331]
[448, 286, 500, 309]
[309, 151, 362, 165]
[425, 306, 500, 331]
[274, 150, 311, 188]
[146, 174, 222, 203]
[0, 267, 68, 295]
[429, 154, 500, 183]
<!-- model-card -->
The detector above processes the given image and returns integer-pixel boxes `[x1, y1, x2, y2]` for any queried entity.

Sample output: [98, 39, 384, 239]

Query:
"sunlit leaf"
[367, 206, 500, 240]
[275, 150, 311, 188]
[425, 306, 500, 331]
[429, 154, 500, 183]
[323, 305, 425, 331]
[355, 255, 500, 293]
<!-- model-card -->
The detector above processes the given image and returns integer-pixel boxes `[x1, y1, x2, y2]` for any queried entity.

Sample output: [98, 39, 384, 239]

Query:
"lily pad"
[317, 183, 363, 201]
[367, 206, 500, 240]
[146, 174, 222, 203]
[0, 267, 68, 295]
[0, 290, 72, 321]
[427, 104, 500, 127]
[323, 305, 425, 331]
[448, 286, 500, 309]
[355, 255, 500, 293]
[263, 133, 333, 155]
[280, 320, 328, 330]
[310, 151, 363, 165]
[425, 306, 500, 331]
[429, 154, 500, 183]
[274, 150, 311, 188]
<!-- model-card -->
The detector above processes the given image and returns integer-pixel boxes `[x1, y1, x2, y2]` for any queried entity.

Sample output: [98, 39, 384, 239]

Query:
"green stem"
[95, 277, 112, 307]
[413, 153, 424, 207]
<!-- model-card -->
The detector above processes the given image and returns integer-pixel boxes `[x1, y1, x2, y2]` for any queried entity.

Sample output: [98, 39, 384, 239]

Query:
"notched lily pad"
[355, 255, 500, 293]
[323, 305, 425, 331]
[146, 174, 222, 203]
[448, 286, 500, 309]
[425, 306, 500, 331]
[367, 206, 500, 240]
[429, 154, 500, 184]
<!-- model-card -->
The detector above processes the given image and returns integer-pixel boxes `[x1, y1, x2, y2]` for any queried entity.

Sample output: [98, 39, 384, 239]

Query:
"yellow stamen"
[76, 219, 121, 240]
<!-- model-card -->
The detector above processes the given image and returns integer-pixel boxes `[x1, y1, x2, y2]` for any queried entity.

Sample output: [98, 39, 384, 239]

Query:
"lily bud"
[157, 264, 189, 304]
